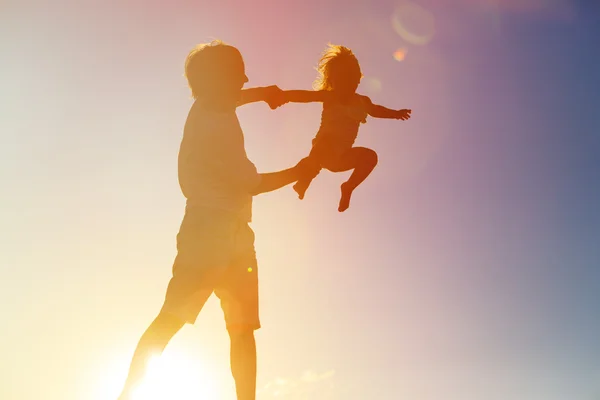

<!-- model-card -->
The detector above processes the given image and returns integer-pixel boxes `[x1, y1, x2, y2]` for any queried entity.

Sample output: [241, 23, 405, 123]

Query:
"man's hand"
[263, 85, 288, 109]
[395, 109, 412, 120]
[252, 156, 320, 196]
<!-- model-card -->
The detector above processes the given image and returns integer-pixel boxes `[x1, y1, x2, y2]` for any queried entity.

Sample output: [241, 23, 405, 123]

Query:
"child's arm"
[282, 90, 332, 104]
[362, 95, 412, 120]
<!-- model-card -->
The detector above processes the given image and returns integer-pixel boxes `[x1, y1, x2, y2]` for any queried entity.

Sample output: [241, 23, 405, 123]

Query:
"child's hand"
[263, 85, 288, 109]
[395, 109, 412, 120]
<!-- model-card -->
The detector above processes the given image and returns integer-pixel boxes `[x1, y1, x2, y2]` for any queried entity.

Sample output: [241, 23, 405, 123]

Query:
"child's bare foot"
[293, 181, 309, 200]
[338, 182, 354, 212]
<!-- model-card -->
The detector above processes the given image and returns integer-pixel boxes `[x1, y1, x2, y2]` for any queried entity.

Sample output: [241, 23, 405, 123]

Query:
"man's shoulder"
[184, 102, 220, 136]
[186, 101, 212, 123]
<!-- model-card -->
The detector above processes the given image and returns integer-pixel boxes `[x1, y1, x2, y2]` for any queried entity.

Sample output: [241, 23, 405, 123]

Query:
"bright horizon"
[2, 1, 600, 399]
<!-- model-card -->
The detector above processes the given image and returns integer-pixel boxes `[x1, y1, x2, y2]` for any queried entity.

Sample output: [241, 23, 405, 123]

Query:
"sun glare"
[130, 352, 218, 400]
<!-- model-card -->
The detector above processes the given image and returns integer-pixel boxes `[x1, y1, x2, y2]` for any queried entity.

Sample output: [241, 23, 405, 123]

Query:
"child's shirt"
[315, 94, 368, 148]
[178, 101, 261, 222]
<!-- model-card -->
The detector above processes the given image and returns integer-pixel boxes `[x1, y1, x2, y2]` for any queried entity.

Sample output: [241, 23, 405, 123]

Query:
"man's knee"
[148, 312, 185, 340]
[228, 326, 256, 343]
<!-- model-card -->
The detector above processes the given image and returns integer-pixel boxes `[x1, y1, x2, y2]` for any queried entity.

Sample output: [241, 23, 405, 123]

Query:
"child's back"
[315, 93, 369, 149]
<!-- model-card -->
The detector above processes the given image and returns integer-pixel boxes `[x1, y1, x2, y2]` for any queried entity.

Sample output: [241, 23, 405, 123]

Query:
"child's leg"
[293, 174, 318, 199]
[293, 154, 321, 199]
[327, 147, 378, 212]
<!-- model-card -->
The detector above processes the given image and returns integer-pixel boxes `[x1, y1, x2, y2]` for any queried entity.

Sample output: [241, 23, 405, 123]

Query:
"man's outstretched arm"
[237, 86, 285, 108]
[251, 158, 319, 195]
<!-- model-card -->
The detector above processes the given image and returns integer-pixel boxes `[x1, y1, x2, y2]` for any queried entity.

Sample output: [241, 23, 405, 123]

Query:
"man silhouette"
[116, 41, 316, 400]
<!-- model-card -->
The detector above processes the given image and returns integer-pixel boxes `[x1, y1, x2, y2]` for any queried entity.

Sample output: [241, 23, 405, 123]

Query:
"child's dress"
[310, 95, 369, 167]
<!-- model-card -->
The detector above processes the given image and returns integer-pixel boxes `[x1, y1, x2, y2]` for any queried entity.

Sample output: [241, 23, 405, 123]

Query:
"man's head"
[184, 40, 248, 109]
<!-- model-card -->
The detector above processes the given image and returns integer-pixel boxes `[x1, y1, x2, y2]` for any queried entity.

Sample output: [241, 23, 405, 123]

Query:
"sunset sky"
[1, 1, 599, 399]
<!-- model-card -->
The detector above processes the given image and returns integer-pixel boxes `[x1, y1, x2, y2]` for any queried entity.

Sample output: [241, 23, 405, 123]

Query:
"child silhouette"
[282, 44, 412, 212]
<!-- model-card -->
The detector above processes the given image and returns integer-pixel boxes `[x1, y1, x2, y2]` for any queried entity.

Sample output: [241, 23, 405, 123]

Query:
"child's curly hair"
[184, 40, 240, 99]
[313, 44, 362, 91]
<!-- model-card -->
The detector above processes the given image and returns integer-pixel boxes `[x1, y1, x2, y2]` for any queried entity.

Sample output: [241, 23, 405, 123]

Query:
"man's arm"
[198, 128, 318, 195]
[250, 158, 320, 195]
[362, 95, 412, 120]
[250, 168, 298, 195]
[237, 85, 289, 109]
[208, 148, 263, 193]
[237, 86, 272, 107]
[195, 124, 262, 192]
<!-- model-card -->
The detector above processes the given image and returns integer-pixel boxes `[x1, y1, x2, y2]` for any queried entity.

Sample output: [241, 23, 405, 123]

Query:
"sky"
[1, 0, 599, 399]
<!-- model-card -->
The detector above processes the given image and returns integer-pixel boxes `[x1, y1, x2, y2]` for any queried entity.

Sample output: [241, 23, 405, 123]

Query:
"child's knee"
[363, 149, 378, 166]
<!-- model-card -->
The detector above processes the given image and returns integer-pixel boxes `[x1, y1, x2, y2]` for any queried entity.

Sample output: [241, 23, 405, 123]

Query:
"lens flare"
[392, 1, 436, 45]
[362, 76, 383, 93]
[393, 48, 408, 61]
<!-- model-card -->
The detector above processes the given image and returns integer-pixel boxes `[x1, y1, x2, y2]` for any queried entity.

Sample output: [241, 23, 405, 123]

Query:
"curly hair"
[184, 40, 242, 99]
[313, 44, 362, 91]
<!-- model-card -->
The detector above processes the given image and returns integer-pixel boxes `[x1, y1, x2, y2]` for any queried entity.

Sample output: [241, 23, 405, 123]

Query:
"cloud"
[301, 369, 336, 383]
[260, 369, 336, 400]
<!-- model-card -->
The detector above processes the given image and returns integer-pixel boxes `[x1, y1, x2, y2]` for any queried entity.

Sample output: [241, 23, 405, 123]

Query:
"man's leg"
[217, 220, 261, 400]
[229, 328, 257, 400]
[115, 207, 231, 399]
[117, 312, 185, 400]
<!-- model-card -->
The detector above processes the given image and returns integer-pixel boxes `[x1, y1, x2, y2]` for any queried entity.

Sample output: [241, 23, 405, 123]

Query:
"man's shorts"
[160, 206, 260, 330]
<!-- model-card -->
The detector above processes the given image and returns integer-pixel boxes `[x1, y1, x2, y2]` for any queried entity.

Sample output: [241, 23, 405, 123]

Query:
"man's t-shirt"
[178, 102, 261, 222]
